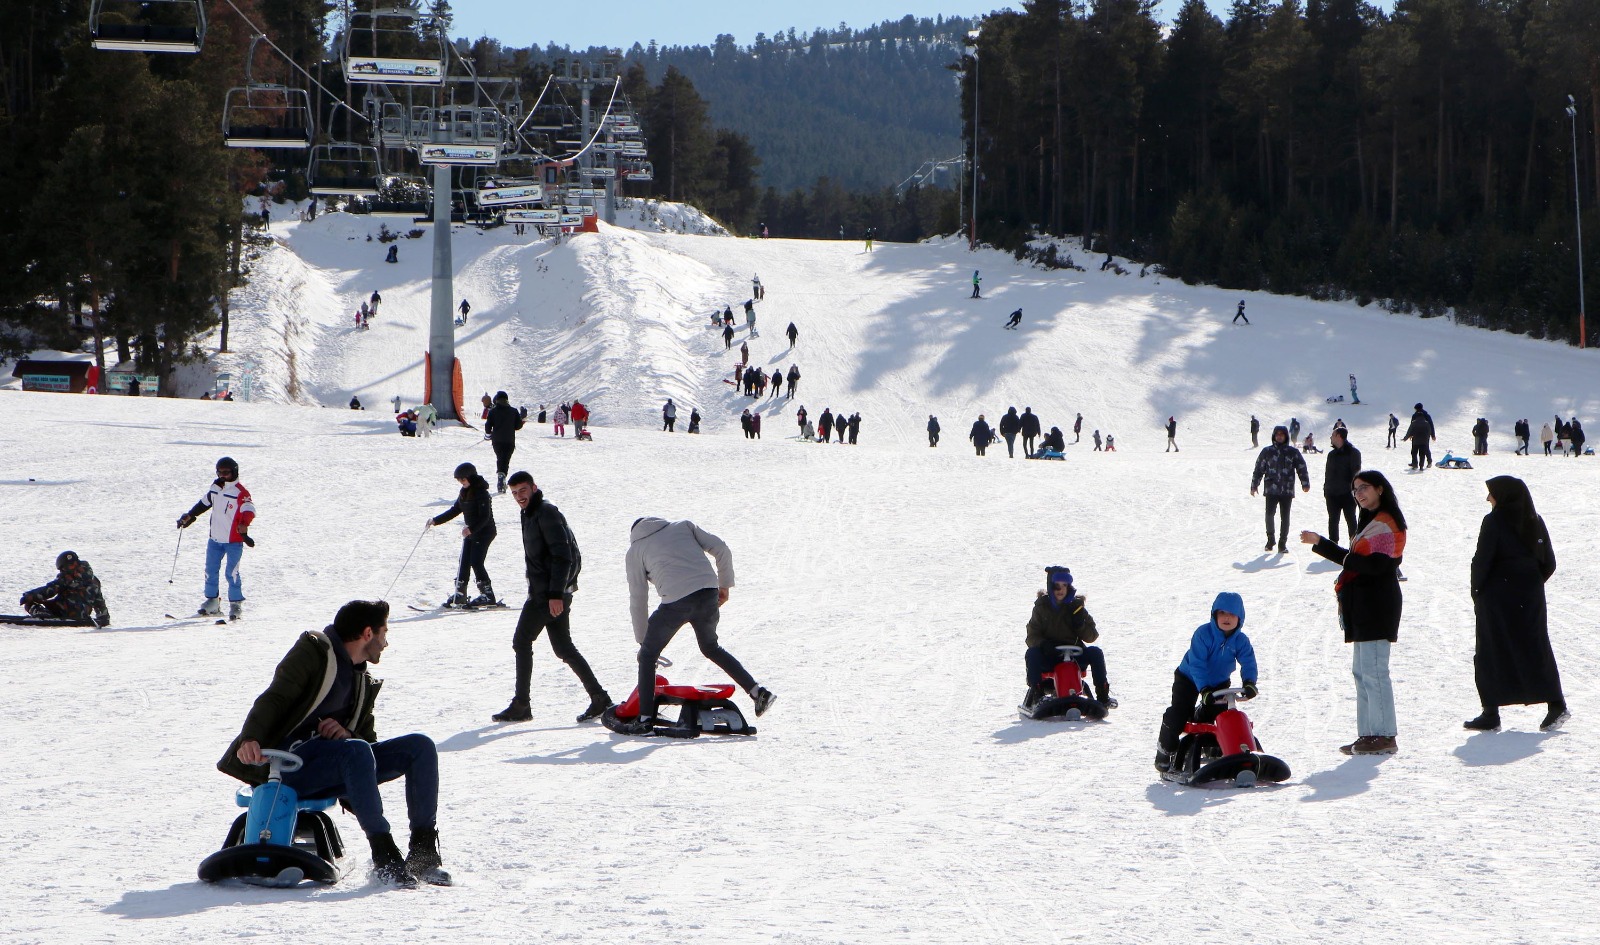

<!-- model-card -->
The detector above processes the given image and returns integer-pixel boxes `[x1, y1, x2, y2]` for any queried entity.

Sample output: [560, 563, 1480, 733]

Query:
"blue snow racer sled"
[198, 749, 345, 887]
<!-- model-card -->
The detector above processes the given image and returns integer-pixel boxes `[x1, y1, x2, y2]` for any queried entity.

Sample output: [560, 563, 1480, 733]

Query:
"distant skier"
[1250, 414, 1260, 447]
[175, 456, 255, 620]
[786, 322, 798, 347]
[1348, 374, 1360, 404]
[971, 270, 982, 299]
[970, 414, 992, 456]
[1232, 300, 1249, 325]
[1004, 309, 1023, 330]
[1250, 426, 1310, 553]
[662, 398, 678, 432]
[864, 228, 874, 252]
[17, 551, 110, 627]
[484, 391, 527, 493]
[927, 415, 941, 447]
[1166, 416, 1179, 452]
[1020, 407, 1041, 457]
[425, 462, 497, 608]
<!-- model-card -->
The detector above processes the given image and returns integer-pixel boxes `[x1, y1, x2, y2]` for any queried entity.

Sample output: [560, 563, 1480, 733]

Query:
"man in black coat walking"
[970, 415, 993, 455]
[1250, 415, 1260, 448]
[492, 473, 613, 724]
[484, 392, 527, 493]
[999, 407, 1022, 458]
[1403, 403, 1436, 470]
[927, 415, 940, 447]
[1322, 428, 1363, 542]
[1020, 408, 1041, 457]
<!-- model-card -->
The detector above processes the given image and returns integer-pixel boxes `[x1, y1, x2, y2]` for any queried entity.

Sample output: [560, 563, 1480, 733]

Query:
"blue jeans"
[1025, 644, 1107, 693]
[1352, 641, 1397, 737]
[204, 539, 245, 601]
[637, 587, 755, 717]
[282, 734, 438, 837]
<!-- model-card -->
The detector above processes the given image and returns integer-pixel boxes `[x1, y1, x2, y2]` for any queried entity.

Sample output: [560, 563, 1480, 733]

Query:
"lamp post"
[968, 29, 980, 251]
[1567, 94, 1587, 349]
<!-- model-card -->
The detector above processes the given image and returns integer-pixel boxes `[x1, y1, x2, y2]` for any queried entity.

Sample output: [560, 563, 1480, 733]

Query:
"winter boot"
[491, 698, 531, 723]
[368, 832, 417, 887]
[1463, 710, 1501, 731]
[1020, 685, 1044, 712]
[1154, 748, 1174, 773]
[1095, 687, 1119, 709]
[750, 685, 777, 717]
[576, 694, 614, 723]
[405, 826, 442, 875]
[617, 714, 657, 736]
[468, 580, 496, 608]
[496, 473, 506, 494]
[197, 597, 222, 616]
[228, 601, 244, 621]
[1539, 700, 1570, 732]
[444, 580, 469, 608]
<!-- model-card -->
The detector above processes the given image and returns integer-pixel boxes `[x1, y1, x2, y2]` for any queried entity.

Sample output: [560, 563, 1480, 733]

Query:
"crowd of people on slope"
[952, 407, 1091, 459]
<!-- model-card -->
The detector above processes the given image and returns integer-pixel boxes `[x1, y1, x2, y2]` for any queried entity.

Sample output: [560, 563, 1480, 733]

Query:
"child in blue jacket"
[1156, 591, 1258, 772]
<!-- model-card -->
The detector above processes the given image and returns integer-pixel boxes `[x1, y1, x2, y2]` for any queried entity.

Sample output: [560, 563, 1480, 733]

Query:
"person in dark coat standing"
[1251, 425, 1310, 553]
[786, 322, 798, 347]
[1165, 416, 1179, 452]
[1250, 415, 1260, 448]
[1020, 408, 1041, 457]
[847, 412, 860, 444]
[1301, 469, 1406, 755]
[484, 391, 527, 493]
[1569, 418, 1586, 457]
[1092, 430, 1102, 451]
[998, 407, 1022, 457]
[1403, 403, 1436, 469]
[786, 364, 800, 399]
[1464, 477, 1568, 732]
[1322, 428, 1363, 542]
[927, 415, 941, 447]
[1387, 412, 1400, 449]
[723, 323, 734, 350]
[1073, 413, 1082, 443]
[1472, 417, 1490, 455]
[1513, 418, 1530, 455]
[427, 463, 498, 608]
[970, 415, 992, 456]
[818, 408, 834, 443]
[492, 472, 613, 725]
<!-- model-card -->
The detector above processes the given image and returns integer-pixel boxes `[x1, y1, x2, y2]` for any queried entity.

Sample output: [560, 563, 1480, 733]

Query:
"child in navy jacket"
[1156, 591, 1258, 771]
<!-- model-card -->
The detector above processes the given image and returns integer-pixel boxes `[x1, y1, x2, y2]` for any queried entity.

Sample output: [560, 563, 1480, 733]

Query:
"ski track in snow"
[4, 212, 1600, 944]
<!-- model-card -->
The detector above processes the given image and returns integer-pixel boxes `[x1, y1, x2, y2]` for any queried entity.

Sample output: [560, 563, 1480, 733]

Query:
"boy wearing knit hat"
[1022, 567, 1115, 712]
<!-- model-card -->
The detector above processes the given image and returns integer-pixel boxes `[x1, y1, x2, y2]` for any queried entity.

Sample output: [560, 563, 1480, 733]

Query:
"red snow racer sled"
[1163, 688, 1291, 788]
[1021, 645, 1108, 721]
[601, 674, 756, 738]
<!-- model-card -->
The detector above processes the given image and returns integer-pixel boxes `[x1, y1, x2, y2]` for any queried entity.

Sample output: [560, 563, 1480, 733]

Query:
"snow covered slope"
[3, 219, 1600, 945]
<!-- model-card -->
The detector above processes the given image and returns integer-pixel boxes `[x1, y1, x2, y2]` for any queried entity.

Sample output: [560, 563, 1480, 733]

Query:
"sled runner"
[198, 749, 346, 887]
[602, 674, 757, 738]
[0, 614, 96, 627]
[1162, 688, 1290, 788]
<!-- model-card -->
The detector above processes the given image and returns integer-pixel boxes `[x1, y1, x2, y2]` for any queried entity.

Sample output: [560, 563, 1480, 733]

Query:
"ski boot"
[228, 601, 244, 622]
[444, 580, 470, 609]
[467, 580, 497, 609]
[197, 597, 222, 616]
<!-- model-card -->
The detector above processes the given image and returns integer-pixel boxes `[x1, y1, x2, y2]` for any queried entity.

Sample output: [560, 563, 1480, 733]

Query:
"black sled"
[198, 750, 346, 887]
[0, 614, 96, 627]
[1020, 645, 1108, 721]
[602, 674, 756, 738]
[1162, 689, 1291, 788]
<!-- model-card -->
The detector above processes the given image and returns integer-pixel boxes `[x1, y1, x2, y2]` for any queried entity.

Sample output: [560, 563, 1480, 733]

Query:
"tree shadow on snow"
[1452, 730, 1556, 767]
[1231, 555, 1294, 573]
[1297, 756, 1385, 803]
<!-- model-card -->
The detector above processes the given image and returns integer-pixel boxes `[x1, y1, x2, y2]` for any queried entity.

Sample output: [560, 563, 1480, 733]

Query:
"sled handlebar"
[1055, 645, 1083, 657]
[1210, 688, 1247, 707]
[256, 749, 304, 777]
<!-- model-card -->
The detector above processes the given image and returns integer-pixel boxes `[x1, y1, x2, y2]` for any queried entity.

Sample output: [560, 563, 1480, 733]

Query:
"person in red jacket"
[569, 399, 589, 436]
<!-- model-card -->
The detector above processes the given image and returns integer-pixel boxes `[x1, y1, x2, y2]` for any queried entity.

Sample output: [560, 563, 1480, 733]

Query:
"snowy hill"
[4, 216, 1600, 944]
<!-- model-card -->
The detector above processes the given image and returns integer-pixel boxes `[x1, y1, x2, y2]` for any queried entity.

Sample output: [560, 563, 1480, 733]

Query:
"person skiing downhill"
[18, 551, 111, 627]
[971, 270, 982, 299]
[426, 462, 497, 608]
[617, 517, 776, 735]
[484, 392, 526, 493]
[491, 472, 613, 725]
[1005, 309, 1023, 329]
[176, 456, 255, 620]
[1251, 426, 1311, 553]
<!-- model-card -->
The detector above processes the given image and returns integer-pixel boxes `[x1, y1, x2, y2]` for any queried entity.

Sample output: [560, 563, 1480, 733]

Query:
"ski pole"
[381, 525, 430, 603]
[167, 529, 184, 583]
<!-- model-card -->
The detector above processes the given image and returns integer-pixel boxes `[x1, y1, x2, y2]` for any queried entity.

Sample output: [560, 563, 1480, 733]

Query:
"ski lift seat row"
[343, 6, 446, 85]
[308, 144, 382, 197]
[223, 85, 314, 149]
[90, 0, 206, 52]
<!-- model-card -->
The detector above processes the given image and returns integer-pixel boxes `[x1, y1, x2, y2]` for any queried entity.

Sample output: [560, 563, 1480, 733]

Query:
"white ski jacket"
[626, 517, 734, 643]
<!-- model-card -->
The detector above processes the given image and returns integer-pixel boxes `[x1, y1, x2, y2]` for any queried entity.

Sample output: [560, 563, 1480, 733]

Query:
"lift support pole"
[427, 160, 458, 421]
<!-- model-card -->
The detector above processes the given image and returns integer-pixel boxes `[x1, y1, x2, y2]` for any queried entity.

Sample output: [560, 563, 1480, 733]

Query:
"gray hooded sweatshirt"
[626, 517, 736, 643]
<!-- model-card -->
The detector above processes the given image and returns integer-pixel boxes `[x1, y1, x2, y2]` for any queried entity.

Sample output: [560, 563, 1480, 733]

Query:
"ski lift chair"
[223, 85, 314, 149]
[308, 143, 382, 196]
[343, 6, 446, 85]
[90, 0, 206, 53]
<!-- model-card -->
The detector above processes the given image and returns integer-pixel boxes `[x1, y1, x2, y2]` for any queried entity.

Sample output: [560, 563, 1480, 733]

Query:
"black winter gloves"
[1241, 680, 1259, 700]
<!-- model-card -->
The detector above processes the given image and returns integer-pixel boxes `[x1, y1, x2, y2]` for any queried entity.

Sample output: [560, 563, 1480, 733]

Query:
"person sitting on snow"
[19, 551, 111, 627]
[1023, 567, 1113, 712]
[1155, 592, 1257, 773]
[1040, 427, 1066, 454]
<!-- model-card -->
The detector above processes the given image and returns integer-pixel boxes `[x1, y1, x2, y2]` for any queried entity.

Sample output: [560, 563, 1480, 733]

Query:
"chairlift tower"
[554, 58, 620, 225]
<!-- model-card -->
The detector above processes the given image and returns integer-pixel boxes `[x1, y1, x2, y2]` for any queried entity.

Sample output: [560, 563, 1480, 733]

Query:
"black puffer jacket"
[1020, 411, 1041, 438]
[1025, 592, 1099, 649]
[519, 490, 581, 600]
[1251, 428, 1309, 497]
[433, 475, 496, 538]
[999, 409, 1021, 437]
[485, 400, 525, 445]
[1403, 409, 1435, 442]
[1322, 441, 1363, 496]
